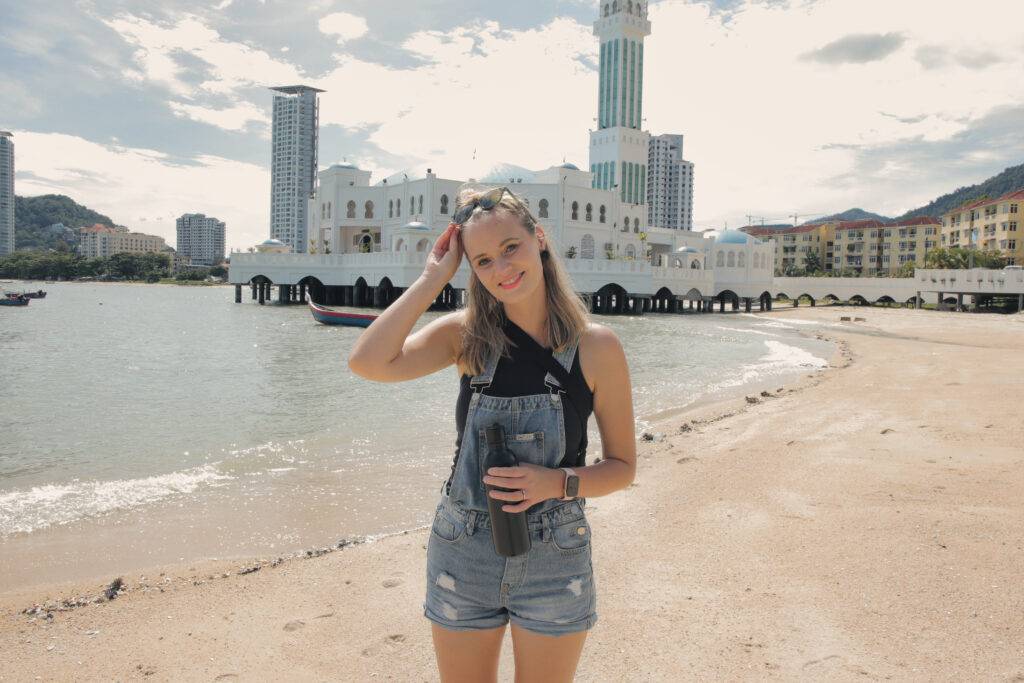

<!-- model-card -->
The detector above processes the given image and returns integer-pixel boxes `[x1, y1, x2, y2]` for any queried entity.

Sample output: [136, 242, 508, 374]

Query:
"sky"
[2, 0, 1023, 252]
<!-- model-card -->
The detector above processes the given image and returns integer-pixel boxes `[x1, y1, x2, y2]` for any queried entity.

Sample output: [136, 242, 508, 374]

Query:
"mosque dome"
[330, 162, 359, 170]
[402, 221, 429, 230]
[559, 162, 580, 170]
[675, 246, 701, 253]
[261, 238, 286, 246]
[715, 229, 753, 245]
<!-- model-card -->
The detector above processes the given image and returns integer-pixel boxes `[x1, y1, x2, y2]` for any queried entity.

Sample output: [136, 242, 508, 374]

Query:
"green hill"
[896, 162, 1024, 221]
[14, 194, 117, 251]
[804, 208, 892, 224]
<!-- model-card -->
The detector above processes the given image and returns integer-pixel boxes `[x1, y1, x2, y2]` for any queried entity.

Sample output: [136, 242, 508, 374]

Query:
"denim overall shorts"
[423, 338, 598, 636]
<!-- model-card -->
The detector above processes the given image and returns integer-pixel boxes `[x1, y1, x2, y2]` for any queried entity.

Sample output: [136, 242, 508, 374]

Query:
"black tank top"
[449, 320, 593, 492]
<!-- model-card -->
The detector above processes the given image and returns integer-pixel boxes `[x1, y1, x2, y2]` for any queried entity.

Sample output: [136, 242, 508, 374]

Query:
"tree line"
[776, 247, 1008, 278]
[0, 251, 228, 282]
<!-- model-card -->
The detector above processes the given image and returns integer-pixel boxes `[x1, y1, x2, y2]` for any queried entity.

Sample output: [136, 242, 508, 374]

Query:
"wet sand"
[1, 307, 1022, 681]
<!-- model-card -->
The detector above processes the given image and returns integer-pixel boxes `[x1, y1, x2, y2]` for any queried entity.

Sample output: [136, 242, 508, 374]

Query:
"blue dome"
[402, 221, 429, 230]
[559, 163, 580, 170]
[261, 238, 286, 245]
[676, 246, 700, 253]
[716, 229, 751, 245]
[330, 162, 358, 170]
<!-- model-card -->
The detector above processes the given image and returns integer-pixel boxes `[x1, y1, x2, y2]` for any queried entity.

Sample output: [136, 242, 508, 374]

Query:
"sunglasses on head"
[452, 187, 511, 225]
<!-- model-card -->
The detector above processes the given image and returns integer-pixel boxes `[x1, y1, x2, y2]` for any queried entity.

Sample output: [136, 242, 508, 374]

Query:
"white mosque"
[230, 0, 778, 314]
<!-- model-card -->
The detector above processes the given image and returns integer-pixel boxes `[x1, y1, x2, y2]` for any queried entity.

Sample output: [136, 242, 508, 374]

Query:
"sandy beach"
[1, 306, 1022, 681]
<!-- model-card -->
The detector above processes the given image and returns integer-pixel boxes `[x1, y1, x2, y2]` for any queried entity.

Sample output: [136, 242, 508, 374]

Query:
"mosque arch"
[622, 215, 630, 232]
[603, 3, 609, 17]
[581, 234, 595, 259]
[539, 198, 549, 218]
[357, 233, 372, 252]
[599, 205, 606, 223]
[673, 258, 682, 267]
[625, 244, 636, 259]
[585, 203, 593, 222]
[394, 238, 405, 252]
[850, 294, 870, 306]
[633, 218, 639, 232]
[683, 287, 703, 301]
[364, 200, 374, 219]
[353, 276, 369, 306]
[716, 251, 725, 268]
[415, 238, 429, 252]
[571, 201, 579, 220]
[690, 259, 701, 269]
[346, 200, 356, 218]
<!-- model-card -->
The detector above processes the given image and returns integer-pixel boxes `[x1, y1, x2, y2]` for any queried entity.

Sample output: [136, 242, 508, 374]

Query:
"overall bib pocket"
[477, 429, 546, 469]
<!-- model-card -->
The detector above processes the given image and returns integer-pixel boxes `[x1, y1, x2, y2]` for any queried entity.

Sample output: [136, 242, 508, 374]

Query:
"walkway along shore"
[1, 307, 1022, 680]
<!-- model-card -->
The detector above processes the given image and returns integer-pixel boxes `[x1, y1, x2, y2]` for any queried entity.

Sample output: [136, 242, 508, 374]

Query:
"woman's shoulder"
[577, 322, 625, 392]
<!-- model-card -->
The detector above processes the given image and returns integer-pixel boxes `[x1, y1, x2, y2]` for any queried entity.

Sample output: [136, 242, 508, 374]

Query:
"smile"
[498, 272, 525, 290]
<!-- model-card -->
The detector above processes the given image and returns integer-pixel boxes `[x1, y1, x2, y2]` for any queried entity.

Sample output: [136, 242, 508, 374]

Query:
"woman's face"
[461, 211, 546, 305]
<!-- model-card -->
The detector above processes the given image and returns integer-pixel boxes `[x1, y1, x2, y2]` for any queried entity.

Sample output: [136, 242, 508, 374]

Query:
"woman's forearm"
[564, 456, 635, 500]
[347, 274, 446, 375]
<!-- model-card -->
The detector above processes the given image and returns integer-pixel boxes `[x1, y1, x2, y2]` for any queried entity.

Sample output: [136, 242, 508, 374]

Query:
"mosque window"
[625, 244, 636, 259]
[586, 203, 593, 222]
[396, 199, 401, 216]
[738, 252, 746, 268]
[389, 200, 393, 218]
[603, 3, 609, 17]
[716, 251, 725, 268]
[612, 0, 618, 12]
[673, 258, 682, 267]
[539, 198, 549, 218]
[347, 201, 356, 219]
[628, 1, 633, 13]
[633, 218, 639, 232]
[440, 194, 449, 214]
[622, 215, 629, 232]
[581, 234, 595, 259]
[727, 251, 735, 267]
[599, 205, 606, 223]
[419, 195, 424, 214]
[571, 201, 579, 220]
[365, 201, 374, 219]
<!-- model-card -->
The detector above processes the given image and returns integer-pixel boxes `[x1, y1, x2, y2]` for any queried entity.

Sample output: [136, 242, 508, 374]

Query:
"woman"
[348, 186, 636, 682]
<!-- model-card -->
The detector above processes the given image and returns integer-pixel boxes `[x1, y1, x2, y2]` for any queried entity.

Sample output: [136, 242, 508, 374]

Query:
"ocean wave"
[0, 465, 234, 536]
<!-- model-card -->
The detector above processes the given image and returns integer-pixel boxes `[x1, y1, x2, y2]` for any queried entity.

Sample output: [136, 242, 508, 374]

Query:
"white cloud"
[318, 12, 369, 43]
[168, 101, 268, 131]
[13, 130, 268, 253]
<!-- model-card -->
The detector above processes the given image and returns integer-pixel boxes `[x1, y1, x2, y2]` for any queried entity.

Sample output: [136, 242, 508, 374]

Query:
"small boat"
[1, 293, 30, 307]
[22, 290, 47, 299]
[309, 300, 378, 327]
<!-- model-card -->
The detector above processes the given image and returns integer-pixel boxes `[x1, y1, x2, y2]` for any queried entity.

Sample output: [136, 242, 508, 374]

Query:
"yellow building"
[941, 189, 1022, 265]
[78, 223, 168, 259]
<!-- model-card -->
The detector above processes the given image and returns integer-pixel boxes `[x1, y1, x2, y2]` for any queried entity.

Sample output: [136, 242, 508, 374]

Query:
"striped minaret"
[588, 1, 651, 210]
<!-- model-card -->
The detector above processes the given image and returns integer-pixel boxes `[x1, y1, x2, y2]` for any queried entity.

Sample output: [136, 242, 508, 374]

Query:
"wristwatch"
[560, 468, 580, 500]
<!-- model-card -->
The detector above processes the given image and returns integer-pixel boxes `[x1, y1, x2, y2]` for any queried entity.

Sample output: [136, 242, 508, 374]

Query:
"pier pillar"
[235, 284, 242, 303]
[956, 293, 963, 312]
[258, 284, 265, 305]
[340, 286, 350, 306]
[1018, 294, 1023, 313]
[278, 285, 287, 304]
[810, 298, 816, 307]
[250, 283, 256, 300]
[767, 298, 772, 311]
[793, 298, 799, 308]
[719, 298, 725, 313]
[915, 291, 921, 310]
[936, 291, 943, 310]
[299, 284, 307, 304]
[745, 298, 752, 313]
[732, 298, 739, 311]
[669, 299, 679, 314]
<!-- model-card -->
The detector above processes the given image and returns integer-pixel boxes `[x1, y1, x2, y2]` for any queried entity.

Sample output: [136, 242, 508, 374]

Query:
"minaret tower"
[589, 1, 651, 210]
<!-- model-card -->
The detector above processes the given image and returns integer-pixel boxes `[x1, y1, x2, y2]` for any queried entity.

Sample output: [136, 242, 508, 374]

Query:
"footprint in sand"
[363, 634, 408, 656]
[283, 620, 305, 632]
[382, 578, 403, 588]
[214, 675, 239, 681]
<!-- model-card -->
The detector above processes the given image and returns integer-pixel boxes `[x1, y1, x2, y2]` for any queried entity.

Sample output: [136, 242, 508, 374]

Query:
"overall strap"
[542, 339, 579, 393]
[469, 343, 502, 393]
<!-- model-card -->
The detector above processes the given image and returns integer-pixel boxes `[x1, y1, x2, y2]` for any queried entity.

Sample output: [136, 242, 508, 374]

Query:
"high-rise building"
[176, 213, 226, 266]
[269, 85, 324, 253]
[589, 2, 651, 213]
[647, 134, 694, 231]
[0, 131, 14, 256]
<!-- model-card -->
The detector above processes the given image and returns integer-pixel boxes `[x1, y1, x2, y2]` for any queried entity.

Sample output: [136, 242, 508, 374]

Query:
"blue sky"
[3, 0, 1023, 251]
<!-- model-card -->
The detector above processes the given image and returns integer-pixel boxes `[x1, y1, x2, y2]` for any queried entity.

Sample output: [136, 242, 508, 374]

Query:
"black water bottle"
[483, 424, 531, 557]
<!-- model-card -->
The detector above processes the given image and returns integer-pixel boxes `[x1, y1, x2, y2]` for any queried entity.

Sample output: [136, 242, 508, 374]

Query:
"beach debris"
[854, 317, 866, 322]
[679, 423, 692, 433]
[676, 457, 698, 464]
[104, 577, 125, 601]
[237, 565, 261, 576]
[85, 630, 100, 637]
[880, 428, 895, 435]
[283, 620, 306, 632]
[305, 547, 332, 558]
[760, 391, 773, 398]
[640, 432, 665, 442]
[840, 316, 851, 321]
[745, 396, 759, 404]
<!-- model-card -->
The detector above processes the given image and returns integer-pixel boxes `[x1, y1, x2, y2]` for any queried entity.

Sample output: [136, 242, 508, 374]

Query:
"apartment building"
[941, 189, 1022, 265]
[78, 224, 167, 258]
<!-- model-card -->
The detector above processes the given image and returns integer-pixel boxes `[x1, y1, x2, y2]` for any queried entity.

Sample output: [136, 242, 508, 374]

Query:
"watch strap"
[560, 468, 578, 500]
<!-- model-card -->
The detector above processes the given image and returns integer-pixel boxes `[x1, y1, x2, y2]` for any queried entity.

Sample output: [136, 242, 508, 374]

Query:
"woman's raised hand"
[423, 222, 464, 284]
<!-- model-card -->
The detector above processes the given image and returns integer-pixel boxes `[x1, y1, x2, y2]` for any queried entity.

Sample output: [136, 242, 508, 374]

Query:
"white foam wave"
[703, 340, 828, 395]
[0, 465, 234, 536]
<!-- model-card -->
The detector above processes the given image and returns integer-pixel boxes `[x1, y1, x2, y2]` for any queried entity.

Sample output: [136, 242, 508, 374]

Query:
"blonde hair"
[455, 185, 590, 376]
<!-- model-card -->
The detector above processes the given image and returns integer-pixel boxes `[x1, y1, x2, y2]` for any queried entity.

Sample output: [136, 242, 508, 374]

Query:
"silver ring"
[520, 490, 527, 501]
